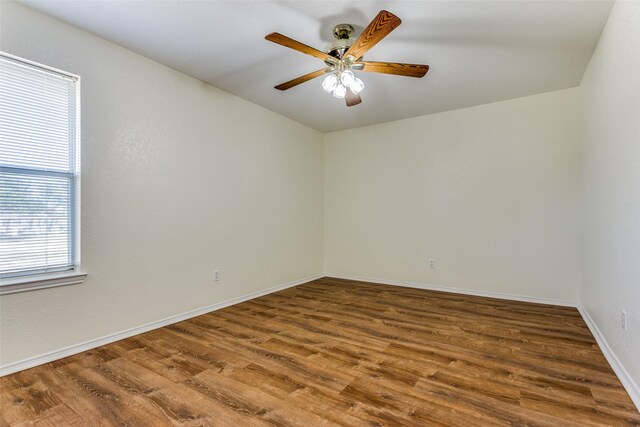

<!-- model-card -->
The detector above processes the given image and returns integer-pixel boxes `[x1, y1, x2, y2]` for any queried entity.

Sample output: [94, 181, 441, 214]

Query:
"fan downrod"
[327, 24, 355, 63]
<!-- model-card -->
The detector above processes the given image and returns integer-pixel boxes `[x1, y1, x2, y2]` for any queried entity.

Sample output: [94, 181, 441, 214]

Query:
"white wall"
[580, 0, 640, 393]
[0, 2, 324, 367]
[325, 88, 581, 301]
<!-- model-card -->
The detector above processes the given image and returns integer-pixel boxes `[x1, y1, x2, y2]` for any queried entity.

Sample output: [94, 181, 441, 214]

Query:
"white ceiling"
[22, 0, 613, 133]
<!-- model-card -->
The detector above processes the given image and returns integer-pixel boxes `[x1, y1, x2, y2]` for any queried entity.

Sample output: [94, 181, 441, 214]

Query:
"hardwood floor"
[1, 277, 639, 426]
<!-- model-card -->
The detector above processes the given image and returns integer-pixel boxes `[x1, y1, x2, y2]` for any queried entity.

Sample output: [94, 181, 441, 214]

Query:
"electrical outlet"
[213, 269, 220, 282]
[429, 258, 435, 268]
[621, 310, 627, 331]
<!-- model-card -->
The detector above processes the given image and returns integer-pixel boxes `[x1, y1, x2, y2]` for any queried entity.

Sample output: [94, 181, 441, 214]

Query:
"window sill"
[0, 271, 87, 295]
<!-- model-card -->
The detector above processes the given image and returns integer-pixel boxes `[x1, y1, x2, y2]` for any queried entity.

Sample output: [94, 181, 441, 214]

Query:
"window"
[0, 53, 85, 294]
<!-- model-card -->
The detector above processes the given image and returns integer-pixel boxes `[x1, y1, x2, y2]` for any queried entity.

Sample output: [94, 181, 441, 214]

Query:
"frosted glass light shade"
[333, 83, 347, 99]
[340, 70, 355, 87]
[350, 77, 364, 94]
[322, 74, 338, 92]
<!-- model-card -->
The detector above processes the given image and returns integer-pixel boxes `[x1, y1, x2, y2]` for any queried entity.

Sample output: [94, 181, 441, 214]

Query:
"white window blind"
[0, 53, 79, 279]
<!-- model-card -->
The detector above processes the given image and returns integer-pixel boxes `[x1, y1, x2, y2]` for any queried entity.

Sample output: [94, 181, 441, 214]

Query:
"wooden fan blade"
[274, 68, 330, 91]
[344, 10, 401, 60]
[357, 61, 429, 78]
[266, 33, 333, 63]
[345, 87, 362, 107]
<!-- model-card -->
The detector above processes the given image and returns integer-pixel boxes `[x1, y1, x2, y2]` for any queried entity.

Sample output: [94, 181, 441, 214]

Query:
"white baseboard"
[325, 273, 579, 307]
[326, 273, 639, 412]
[577, 305, 640, 411]
[0, 274, 323, 377]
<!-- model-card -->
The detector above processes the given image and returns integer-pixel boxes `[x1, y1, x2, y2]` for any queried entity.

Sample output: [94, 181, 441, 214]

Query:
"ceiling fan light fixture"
[322, 74, 338, 92]
[333, 83, 347, 99]
[350, 77, 365, 94]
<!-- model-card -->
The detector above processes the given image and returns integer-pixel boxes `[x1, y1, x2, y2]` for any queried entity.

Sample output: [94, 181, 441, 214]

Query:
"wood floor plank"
[1, 277, 638, 426]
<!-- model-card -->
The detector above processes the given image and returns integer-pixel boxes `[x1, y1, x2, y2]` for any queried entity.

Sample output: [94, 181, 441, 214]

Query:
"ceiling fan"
[265, 10, 429, 107]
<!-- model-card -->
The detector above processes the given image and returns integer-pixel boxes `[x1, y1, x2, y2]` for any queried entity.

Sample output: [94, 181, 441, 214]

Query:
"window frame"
[0, 52, 85, 295]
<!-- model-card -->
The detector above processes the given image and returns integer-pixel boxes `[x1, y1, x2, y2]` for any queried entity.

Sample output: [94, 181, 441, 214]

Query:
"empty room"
[0, 0, 639, 425]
